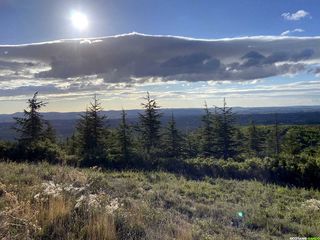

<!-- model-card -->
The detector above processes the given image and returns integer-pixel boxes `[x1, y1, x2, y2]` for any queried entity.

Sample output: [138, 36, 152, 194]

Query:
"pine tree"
[266, 115, 281, 158]
[117, 109, 131, 162]
[185, 130, 201, 158]
[44, 121, 57, 143]
[214, 98, 238, 160]
[273, 114, 281, 157]
[201, 102, 216, 156]
[76, 95, 108, 166]
[14, 92, 47, 144]
[234, 128, 246, 156]
[13, 92, 62, 163]
[247, 120, 262, 156]
[66, 134, 77, 155]
[138, 92, 162, 156]
[162, 113, 183, 158]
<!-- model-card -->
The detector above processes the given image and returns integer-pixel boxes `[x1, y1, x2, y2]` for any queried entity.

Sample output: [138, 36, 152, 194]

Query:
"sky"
[0, 0, 319, 113]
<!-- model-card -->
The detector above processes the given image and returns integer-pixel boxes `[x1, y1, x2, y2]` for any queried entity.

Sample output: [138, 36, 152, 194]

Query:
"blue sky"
[1, 0, 319, 44]
[0, 0, 319, 113]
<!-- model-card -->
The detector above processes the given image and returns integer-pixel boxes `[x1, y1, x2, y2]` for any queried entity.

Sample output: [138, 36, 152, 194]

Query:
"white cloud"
[281, 28, 304, 36]
[281, 10, 310, 21]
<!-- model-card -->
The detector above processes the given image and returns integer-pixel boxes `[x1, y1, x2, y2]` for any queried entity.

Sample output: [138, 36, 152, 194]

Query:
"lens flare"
[70, 11, 89, 31]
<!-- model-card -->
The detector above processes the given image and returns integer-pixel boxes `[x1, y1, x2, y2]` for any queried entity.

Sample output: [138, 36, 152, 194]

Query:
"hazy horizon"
[1, 102, 320, 115]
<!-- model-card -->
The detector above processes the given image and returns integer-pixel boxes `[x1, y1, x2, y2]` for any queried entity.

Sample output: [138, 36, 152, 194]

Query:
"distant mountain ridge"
[1, 105, 320, 122]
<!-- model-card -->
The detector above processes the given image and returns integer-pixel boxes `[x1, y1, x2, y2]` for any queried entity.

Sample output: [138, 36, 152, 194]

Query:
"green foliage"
[265, 115, 282, 158]
[14, 92, 47, 144]
[76, 95, 108, 167]
[116, 110, 132, 164]
[179, 155, 320, 188]
[0, 141, 14, 160]
[182, 157, 270, 181]
[137, 92, 162, 159]
[3, 92, 320, 190]
[184, 131, 201, 157]
[247, 120, 263, 157]
[43, 121, 57, 143]
[162, 114, 184, 159]
[65, 134, 78, 155]
[282, 126, 320, 156]
[213, 98, 238, 159]
[10, 93, 64, 163]
[200, 102, 216, 156]
[7, 140, 64, 163]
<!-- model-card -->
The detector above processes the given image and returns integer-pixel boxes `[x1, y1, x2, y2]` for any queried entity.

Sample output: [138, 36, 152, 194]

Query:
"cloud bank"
[1, 33, 320, 82]
[0, 33, 320, 99]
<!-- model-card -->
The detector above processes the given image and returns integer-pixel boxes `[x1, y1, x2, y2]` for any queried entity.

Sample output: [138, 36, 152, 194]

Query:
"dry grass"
[1, 161, 320, 239]
[84, 212, 117, 240]
[37, 196, 72, 228]
[0, 197, 38, 239]
[175, 225, 193, 240]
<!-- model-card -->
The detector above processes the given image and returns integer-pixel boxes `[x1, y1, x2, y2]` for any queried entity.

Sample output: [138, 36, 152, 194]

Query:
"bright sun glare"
[70, 11, 89, 31]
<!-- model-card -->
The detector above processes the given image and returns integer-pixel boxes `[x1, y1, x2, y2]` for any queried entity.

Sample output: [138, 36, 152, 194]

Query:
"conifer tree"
[273, 114, 281, 157]
[76, 95, 107, 166]
[117, 109, 131, 162]
[234, 128, 246, 155]
[44, 121, 57, 143]
[66, 134, 77, 155]
[214, 98, 238, 159]
[201, 102, 216, 156]
[266, 115, 281, 157]
[14, 92, 47, 144]
[185, 130, 200, 157]
[247, 120, 262, 156]
[163, 113, 183, 158]
[138, 92, 162, 155]
[13, 92, 62, 163]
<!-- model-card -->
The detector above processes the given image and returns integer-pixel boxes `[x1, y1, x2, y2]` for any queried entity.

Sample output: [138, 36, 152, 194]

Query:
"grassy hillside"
[0, 162, 320, 239]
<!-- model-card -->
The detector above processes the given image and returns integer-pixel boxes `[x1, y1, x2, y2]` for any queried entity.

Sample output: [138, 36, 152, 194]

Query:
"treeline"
[1, 92, 320, 188]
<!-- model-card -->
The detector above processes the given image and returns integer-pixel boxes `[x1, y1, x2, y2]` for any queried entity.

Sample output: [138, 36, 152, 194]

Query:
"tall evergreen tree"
[44, 121, 57, 143]
[76, 95, 108, 166]
[14, 92, 47, 144]
[247, 120, 262, 156]
[138, 92, 162, 155]
[214, 98, 238, 159]
[185, 130, 201, 158]
[117, 109, 131, 162]
[201, 102, 216, 156]
[66, 134, 78, 155]
[13, 92, 62, 163]
[162, 113, 183, 158]
[234, 128, 246, 156]
[273, 114, 281, 157]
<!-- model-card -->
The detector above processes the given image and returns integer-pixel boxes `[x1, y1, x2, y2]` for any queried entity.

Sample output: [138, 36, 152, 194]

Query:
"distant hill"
[1, 105, 320, 122]
[1, 106, 320, 140]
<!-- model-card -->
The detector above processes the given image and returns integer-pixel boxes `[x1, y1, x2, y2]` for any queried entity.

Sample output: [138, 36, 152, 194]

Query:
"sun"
[70, 11, 89, 31]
